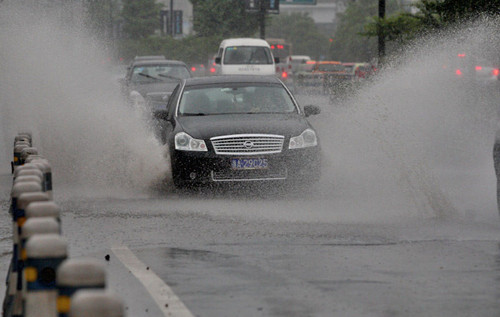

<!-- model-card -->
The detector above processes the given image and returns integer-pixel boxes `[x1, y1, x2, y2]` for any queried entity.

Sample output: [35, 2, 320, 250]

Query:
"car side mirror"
[303, 105, 320, 117]
[215, 57, 221, 64]
[274, 57, 280, 64]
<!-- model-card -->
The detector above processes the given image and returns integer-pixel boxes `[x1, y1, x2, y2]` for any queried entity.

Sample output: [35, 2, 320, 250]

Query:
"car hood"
[176, 114, 312, 140]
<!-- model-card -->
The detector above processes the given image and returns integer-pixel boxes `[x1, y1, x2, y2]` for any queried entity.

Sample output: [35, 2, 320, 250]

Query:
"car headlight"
[289, 129, 318, 149]
[175, 132, 207, 151]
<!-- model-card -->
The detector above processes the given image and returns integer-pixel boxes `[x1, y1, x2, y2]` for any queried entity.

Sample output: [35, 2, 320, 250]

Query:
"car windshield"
[223, 46, 273, 65]
[317, 64, 345, 72]
[131, 64, 190, 83]
[178, 84, 297, 116]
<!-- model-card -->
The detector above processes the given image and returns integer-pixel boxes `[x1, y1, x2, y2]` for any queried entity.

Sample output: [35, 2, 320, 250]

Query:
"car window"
[130, 64, 190, 83]
[178, 84, 297, 115]
[223, 46, 273, 65]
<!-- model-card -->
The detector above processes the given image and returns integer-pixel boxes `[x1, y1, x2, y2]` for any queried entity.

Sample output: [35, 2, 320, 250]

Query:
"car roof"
[220, 38, 270, 47]
[183, 75, 282, 87]
[134, 55, 166, 61]
[131, 60, 187, 67]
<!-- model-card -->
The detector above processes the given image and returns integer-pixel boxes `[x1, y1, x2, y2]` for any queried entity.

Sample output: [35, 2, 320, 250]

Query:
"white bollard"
[56, 258, 106, 317]
[25, 202, 61, 223]
[11, 192, 51, 316]
[14, 175, 43, 185]
[12, 144, 29, 173]
[69, 290, 124, 317]
[21, 218, 61, 268]
[17, 132, 32, 144]
[13, 163, 42, 180]
[14, 136, 31, 146]
[3, 182, 43, 316]
[31, 160, 53, 199]
[20, 148, 38, 166]
[25, 234, 68, 317]
[25, 155, 45, 164]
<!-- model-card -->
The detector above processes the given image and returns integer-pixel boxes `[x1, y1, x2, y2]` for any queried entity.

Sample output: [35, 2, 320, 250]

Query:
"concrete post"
[25, 234, 68, 317]
[56, 258, 106, 317]
[69, 290, 124, 317]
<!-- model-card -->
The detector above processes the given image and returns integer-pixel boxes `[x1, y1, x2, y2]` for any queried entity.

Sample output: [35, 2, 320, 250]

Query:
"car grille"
[210, 134, 285, 155]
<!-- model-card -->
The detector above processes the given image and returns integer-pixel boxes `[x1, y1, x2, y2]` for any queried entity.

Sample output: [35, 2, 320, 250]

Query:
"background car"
[154, 75, 322, 188]
[312, 61, 351, 94]
[121, 58, 191, 111]
[189, 63, 207, 77]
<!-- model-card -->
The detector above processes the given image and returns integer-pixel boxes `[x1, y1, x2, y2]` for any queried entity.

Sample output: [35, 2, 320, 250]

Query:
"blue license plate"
[231, 158, 268, 170]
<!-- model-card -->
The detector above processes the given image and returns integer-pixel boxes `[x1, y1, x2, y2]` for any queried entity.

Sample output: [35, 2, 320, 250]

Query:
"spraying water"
[0, 1, 169, 198]
[313, 17, 500, 222]
[0, 1, 499, 223]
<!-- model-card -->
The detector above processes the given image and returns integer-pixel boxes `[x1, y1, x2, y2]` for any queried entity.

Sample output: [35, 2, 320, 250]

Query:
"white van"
[215, 38, 278, 76]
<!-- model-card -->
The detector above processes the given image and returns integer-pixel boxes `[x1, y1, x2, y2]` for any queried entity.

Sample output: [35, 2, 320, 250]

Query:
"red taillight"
[492, 69, 499, 76]
[191, 67, 196, 72]
[281, 72, 288, 79]
[458, 53, 466, 58]
[475, 66, 482, 71]
[456, 69, 463, 76]
[270, 45, 275, 49]
[210, 67, 216, 73]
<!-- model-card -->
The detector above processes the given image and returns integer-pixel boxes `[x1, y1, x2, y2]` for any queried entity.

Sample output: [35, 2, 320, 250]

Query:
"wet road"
[1, 164, 500, 317]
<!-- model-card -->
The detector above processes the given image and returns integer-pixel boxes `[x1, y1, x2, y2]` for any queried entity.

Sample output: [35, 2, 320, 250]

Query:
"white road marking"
[111, 245, 195, 317]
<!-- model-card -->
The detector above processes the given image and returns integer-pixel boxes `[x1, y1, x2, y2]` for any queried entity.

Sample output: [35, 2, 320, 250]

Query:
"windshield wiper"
[158, 74, 181, 81]
[138, 73, 160, 81]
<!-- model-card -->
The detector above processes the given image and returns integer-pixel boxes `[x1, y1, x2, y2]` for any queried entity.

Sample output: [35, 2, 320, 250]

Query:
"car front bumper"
[170, 146, 321, 185]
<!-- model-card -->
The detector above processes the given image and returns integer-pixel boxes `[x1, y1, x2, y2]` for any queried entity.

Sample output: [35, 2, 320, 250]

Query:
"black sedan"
[154, 75, 321, 188]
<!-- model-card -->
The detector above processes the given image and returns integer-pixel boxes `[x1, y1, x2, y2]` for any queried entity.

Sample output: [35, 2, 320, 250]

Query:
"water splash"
[0, 2, 169, 197]
[315, 17, 500, 220]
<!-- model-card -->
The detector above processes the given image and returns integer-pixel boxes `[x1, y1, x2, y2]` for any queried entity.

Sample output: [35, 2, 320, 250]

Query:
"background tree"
[328, 0, 410, 62]
[83, 0, 121, 40]
[267, 12, 328, 60]
[191, 0, 260, 39]
[121, 0, 163, 39]
[363, 0, 500, 56]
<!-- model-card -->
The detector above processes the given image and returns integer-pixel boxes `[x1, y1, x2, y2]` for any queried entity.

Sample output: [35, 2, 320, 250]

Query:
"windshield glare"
[223, 46, 273, 65]
[131, 64, 190, 83]
[178, 85, 297, 115]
